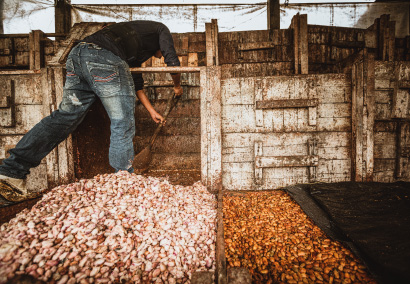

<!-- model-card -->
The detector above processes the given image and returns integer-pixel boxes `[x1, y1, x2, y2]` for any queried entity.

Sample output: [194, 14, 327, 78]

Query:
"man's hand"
[150, 110, 165, 124]
[171, 73, 182, 97]
[174, 85, 183, 97]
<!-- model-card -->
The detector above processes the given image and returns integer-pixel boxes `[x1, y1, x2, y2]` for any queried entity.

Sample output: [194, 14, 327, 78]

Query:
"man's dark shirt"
[83, 20, 180, 91]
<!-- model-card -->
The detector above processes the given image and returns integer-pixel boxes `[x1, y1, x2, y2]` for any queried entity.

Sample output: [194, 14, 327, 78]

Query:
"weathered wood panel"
[222, 131, 351, 190]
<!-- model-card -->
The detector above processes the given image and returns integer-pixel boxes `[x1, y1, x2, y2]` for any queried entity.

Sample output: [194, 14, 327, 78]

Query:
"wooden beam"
[0, 70, 42, 75]
[267, 0, 280, 32]
[129, 66, 201, 73]
[29, 30, 44, 70]
[256, 98, 318, 109]
[205, 19, 219, 66]
[351, 54, 364, 182]
[290, 13, 308, 74]
[55, 0, 71, 40]
[299, 14, 308, 74]
[388, 21, 396, 61]
[200, 68, 208, 188]
[238, 42, 276, 51]
[200, 66, 222, 192]
[291, 14, 300, 74]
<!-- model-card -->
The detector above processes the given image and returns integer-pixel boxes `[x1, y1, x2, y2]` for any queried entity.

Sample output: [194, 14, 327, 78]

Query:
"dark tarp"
[285, 182, 410, 284]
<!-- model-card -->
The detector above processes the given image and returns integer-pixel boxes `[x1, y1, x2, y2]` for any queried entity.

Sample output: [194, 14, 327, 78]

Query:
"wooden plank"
[205, 20, 219, 66]
[54, 67, 74, 184]
[317, 103, 350, 118]
[181, 35, 189, 55]
[256, 155, 319, 168]
[399, 80, 410, 89]
[129, 66, 201, 73]
[222, 105, 255, 133]
[200, 68, 208, 186]
[267, 0, 280, 32]
[379, 15, 390, 61]
[238, 42, 276, 51]
[392, 63, 409, 118]
[0, 70, 41, 76]
[43, 67, 58, 188]
[356, 60, 364, 181]
[365, 52, 375, 181]
[256, 98, 318, 109]
[299, 14, 308, 74]
[396, 121, 410, 178]
[388, 21, 395, 61]
[55, 0, 71, 39]
[206, 66, 222, 191]
[283, 109, 298, 132]
[33, 30, 43, 70]
[212, 19, 219, 66]
[351, 60, 363, 181]
[29, 31, 34, 70]
[292, 14, 300, 74]
[188, 53, 198, 67]
[0, 79, 11, 108]
[308, 107, 317, 126]
[254, 79, 264, 127]
[254, 142, 263, 185]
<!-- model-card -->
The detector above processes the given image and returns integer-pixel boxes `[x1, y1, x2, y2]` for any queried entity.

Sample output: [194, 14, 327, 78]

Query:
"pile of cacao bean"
[0, 171, 217, 284]
[223, 191, 377, 284]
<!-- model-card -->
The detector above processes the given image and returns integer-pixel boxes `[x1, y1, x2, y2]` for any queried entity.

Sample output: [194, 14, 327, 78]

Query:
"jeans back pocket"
[86, 61, 121, 97]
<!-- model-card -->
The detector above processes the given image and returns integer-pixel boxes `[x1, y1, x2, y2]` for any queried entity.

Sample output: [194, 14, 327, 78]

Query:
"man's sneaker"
[0, 174, 40, 207]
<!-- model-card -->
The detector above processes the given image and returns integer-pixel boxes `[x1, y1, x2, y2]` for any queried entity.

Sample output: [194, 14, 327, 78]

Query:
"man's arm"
[136, 90, 164, 123]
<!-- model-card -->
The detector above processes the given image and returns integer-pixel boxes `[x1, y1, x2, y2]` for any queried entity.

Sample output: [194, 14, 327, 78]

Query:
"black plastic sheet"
[286, 182, 410, 284]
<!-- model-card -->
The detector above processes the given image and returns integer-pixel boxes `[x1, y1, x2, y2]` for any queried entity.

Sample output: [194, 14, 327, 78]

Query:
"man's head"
[154, 50, 163, 59]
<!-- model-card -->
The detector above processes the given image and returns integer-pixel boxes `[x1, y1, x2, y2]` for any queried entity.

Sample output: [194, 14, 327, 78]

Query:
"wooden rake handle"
[149, 93, 180, 147]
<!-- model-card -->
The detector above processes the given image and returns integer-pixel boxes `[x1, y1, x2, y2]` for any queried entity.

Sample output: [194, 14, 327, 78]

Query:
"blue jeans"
[0, 42, 136, 179]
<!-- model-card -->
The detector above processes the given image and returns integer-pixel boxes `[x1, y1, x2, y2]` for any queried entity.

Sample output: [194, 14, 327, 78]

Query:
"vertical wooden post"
[376, 14, 395, 61]
[291, 14, 299, 74]
[44, 67, 59, 188]
[200, 68, 209, 187]
[290, 14, 308, 75]
[267, 0, 280, 32]
[364, 51, 375, 182]
[55, 0, 71, 40]
[205, 19, 219, 66]
[0, 0, 4, 34]
[29, 30, 44, 70]
[351, 53, 364, 182]
[200, 66, 224, 282]
[300, 14, 308, 74]
[388, 21, 396, 61]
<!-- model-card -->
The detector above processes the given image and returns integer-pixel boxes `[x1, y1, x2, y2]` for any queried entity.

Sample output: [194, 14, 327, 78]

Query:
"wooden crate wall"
[0, 71, 49, 194]
[0, 37, 30, 68]
[133, 33, 204, 172]
[373, 61, 410, 182]
[220, 73, 352, 190]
